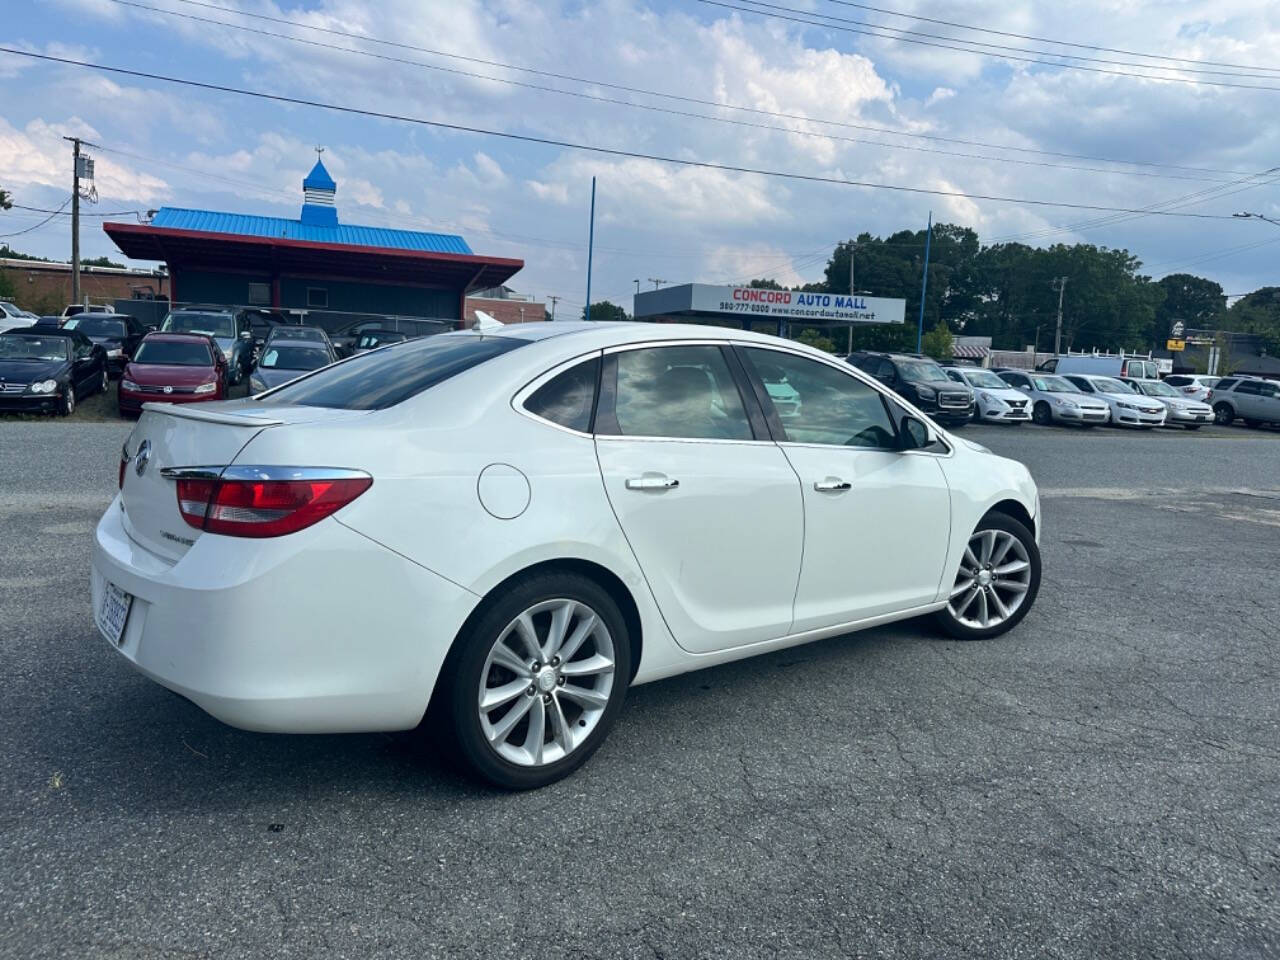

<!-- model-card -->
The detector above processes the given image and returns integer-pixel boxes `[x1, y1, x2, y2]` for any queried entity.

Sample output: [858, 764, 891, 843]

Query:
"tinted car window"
[258, 345, 333, 370]
[259, 334, 525, 410]
[133, 340, 214, 366]
[898, 359, 951, 383]
[744, 348, 896, 448]
[1215, 378, 1238, 391]
[1165, 376, 1190, 387]
[1065, 376, 1094, 392]
[1234, 381, 1260, 395]
[609, 345, 752, 441]
[524, 357, 599, 433]
[162, 312, 236, 338]
[66, 317, 126, 338]
[0, 335, 69, 360]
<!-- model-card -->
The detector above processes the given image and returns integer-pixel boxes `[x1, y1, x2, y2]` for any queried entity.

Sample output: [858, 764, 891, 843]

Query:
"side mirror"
[899, 415, 934, 451]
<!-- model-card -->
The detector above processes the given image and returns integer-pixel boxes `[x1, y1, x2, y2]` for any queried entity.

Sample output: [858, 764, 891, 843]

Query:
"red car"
[118, 333, 228, 416]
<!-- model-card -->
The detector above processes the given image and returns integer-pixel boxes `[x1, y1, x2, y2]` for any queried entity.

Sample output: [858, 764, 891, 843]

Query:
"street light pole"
[1051, 276, 1068, 355]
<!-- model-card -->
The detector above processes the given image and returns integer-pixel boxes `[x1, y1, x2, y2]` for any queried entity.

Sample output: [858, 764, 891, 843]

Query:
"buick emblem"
[134, 439, 152, 477]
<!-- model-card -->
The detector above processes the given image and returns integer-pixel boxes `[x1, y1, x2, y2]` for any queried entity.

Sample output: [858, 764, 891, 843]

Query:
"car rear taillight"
[175, 471, 372, 538]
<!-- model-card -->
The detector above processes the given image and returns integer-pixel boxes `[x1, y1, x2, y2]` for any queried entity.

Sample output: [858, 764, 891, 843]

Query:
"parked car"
[331, 317, 450, 358]
[849, 352, 974, 426]
[63, 313, 151, 375]
[0, 328, 109, 415]
[248, 339, 336, 392]
[351, 329, 410, 353]
[60, 303, 115, 319]
[995, 370, 1111, 427]
[1046, 355, 1160, 379]
[944, 367, 1031, 423]
[118, 333, 228, 417]
[1118, 377, 1213, 429]
[1163, 374, 1219, 403]
[264, 325, 334, 349]
[159, 307, 256, 385]
[94, 323, 1042, 789]
[31, 316, 65, 329]
[0, 301, 39, 331]
[1209, 376, 1280, 428]
[1061, 374, 1166, 428]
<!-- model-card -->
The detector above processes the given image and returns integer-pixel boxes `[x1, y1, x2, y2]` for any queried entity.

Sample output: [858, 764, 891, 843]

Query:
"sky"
[2, 0, 1278, 318]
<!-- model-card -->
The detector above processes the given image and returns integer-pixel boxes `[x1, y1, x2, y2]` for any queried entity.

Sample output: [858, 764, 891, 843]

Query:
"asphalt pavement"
[1, 419, 1277, 959]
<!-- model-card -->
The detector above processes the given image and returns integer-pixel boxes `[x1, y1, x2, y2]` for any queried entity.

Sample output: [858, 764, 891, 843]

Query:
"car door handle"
[625, 474, 679, 490]
[814, 477, 852, 492]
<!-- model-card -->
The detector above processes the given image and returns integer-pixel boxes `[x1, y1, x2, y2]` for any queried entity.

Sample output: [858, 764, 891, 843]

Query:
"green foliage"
[1224, 287, 1280, 354]
[795, 327, 836, 353]
[1156, 273, 1226, 336]
[82, 255, 125, 268]
[582, 300, 629, 323]
[747, 278, 785, 290]
[0, 269, 15, 301]
[0, 189, 11, 211]
[0, 244, 51, 262]
[920, 320, 954, 359]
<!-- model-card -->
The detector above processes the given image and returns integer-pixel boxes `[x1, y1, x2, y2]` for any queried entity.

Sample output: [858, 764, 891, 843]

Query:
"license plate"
[96, 579, 132, 646]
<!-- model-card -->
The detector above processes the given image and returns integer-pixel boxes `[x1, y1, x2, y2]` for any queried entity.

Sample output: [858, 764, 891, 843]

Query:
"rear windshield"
[134, 339, 213, 366]
[66, 317, 126, 338]
[162, 312, 235, 339]
[270, 327, 327, 341]
[257, 333, 526, 410]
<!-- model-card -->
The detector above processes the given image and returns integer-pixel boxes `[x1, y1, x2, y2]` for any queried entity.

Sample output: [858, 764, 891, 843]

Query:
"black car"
[63, 313, 151, 375]
[849, 351, 975, 426]
[0, 329, 109, 415]
[351, 329, 409, 353]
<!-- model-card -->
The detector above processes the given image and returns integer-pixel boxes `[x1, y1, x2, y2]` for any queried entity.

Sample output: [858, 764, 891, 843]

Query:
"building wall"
[0, 260, 167, 314]
[174, 268, 461, 320]
[464, 296, 546, 325]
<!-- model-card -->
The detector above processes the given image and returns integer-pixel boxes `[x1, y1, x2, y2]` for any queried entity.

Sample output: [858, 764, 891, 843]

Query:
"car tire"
[1032, 401, 1052, 426]
[1213, 403, 1234, 426]
[58, 383, 75, 417]
[98, 367, 109, 396]
[934, 512, 1041, 641]
[432, 571, 632, 790]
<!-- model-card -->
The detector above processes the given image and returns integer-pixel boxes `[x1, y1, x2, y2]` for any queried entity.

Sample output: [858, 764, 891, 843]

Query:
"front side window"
[1065, 376, 1094, 392]
[524, 357, 599, 433]
[259, 333, 525, 410]
[744, 348, 897, 448]
[1215, 378, 1238, 392]
[606, 345, 752, 441]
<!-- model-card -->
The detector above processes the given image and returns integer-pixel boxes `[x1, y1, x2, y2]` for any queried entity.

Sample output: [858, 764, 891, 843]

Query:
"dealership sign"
[687, 284, 906, 324]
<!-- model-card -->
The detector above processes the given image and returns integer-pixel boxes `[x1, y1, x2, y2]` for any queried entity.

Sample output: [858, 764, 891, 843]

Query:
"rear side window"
[523, 357, 599, 433]
[1234, 381, 1260, 395]
[259, 334, 525, 410]
[601, 344, 753, 441]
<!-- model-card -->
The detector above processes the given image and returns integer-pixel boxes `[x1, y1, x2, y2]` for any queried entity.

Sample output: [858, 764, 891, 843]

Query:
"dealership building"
[633, 283, 906, 336]
[103, 156, 523, 329]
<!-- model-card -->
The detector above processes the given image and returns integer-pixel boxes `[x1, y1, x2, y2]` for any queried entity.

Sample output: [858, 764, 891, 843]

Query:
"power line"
[702, 0, 1280, 91]
[104, 0, 1242, 186]
[0, 196, 72, 238]
[119, 0, 1253, 178]
[1, 48, 1253, 222]
[11, 202, 143, 218]
[820, 0, 1280, 74]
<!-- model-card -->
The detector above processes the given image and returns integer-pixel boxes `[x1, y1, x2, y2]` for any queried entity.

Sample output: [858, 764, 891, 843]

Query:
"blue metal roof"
[302, 158, 337, 191]
[149, 207, 474, 255]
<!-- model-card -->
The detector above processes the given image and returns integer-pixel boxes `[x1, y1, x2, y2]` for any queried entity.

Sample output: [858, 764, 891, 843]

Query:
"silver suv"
[1211, 377, 1280, 428]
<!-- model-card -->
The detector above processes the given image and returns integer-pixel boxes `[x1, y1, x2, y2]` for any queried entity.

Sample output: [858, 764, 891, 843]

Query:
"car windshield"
[258, 333, 525, 410]
[0, 335, 68, 361]
[271, 327, 326, 341]
[1032, 375, 1077, 393]
[964, 370, 1007, 389]
[1140, 380, 1180, 397]
[66, 317, 126, 338]
[258, 345, 331, 370]
[1092, 377, 1133, 394]
[133, 339, 213, 366]
[899, 360, 951, 383]
[161, 312, 235, 339]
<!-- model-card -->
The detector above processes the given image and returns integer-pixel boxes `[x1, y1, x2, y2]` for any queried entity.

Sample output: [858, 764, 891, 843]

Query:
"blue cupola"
[300, 154, 338, 227]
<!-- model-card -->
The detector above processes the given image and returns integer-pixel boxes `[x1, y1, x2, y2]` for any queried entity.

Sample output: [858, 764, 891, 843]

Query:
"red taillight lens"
[1206, 390, 1213, 401]
[175, 475, 372, 538]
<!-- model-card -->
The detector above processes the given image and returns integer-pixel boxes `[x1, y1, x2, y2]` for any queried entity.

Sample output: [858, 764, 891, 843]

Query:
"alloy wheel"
[477, 598, 616, 767]
[947, 529, 1032, 630]
[62, 386, 75, 416]
[1032, 402, 1051, 425]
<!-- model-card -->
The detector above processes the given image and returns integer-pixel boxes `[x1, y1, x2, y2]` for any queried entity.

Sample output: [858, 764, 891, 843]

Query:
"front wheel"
[434, 572, 632, 790]
[58, 383, 75, 417]
[935, 513, 1041, 641]
[1032, 401, 1052, 426]
[98, 367, 109, 395]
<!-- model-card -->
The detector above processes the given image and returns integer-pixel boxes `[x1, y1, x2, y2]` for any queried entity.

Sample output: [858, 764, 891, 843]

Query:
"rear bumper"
[119, 390, 222, 414]
[91, 498, 479, 733]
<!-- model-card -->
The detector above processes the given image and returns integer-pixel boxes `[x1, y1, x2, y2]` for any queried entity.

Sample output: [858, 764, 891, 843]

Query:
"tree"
[795, 327, 836, 353]
[0, 188, 11, 211]
[82, 255, 125, 268]
[1156, 273, 1226, 337]
[1225, 287, 1280, 354]
[0, 269, 14, 301]
[747, 278, 785, 290]
[920, 320, 953, 359]
[582, 300, 629, 323]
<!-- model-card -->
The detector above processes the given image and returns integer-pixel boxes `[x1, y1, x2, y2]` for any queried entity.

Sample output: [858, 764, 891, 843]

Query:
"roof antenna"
[472, 309, 503, 333]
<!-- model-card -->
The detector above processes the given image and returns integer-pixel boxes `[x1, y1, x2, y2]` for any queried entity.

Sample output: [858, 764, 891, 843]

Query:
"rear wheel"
[1213, 403, 1234, 426]
[935, 513, 1041, 641]
[434, 573, 632, 790]
[1032, 401, 1052, 426]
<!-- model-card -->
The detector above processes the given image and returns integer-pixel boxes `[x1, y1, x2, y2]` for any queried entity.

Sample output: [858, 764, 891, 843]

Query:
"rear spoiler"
[139, 402, 285, 427]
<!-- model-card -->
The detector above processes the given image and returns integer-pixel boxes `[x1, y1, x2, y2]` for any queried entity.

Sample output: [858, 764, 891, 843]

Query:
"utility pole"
[633, 279, 641, 296]
[647, 278, 665, 290]
[916, 211, 932, 354]
[547, 295, 560, 320]
[584, 177, 596, 322]
[1051, 277, 1068, 355]
[64, 136, 96, 308]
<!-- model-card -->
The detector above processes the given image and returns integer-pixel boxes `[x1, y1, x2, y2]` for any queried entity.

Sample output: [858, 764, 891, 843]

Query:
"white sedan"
[945, 367, 1032, 423]
[92, 323, 1042, 789]
[1062, 373, 1167, 428]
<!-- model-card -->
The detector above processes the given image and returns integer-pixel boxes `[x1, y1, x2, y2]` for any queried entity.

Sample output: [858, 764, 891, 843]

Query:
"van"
[1048, 355, 1160, 379]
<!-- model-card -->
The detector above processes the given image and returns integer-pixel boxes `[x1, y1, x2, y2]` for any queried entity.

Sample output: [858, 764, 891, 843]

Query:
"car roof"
[140, 331, 216, 344]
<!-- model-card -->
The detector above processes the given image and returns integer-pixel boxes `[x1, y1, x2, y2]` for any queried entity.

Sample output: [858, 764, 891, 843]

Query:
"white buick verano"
[92, 322, 1042, 789]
